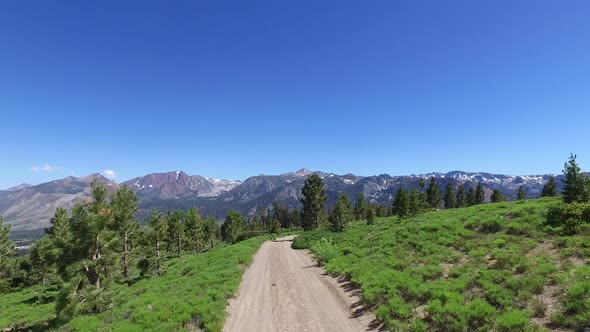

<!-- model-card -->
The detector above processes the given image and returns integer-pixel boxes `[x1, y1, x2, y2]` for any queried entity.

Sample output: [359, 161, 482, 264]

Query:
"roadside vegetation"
[0, 180, 283, 331]
[294, 154, 590, 331]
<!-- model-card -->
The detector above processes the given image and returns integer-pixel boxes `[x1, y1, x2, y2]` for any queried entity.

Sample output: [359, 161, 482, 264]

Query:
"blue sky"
[1, 1, 590, 188]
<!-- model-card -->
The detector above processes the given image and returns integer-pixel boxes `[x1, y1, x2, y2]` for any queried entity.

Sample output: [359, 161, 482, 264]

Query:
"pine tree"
[300, 174, 327, 231]
[0, 217, 15, 280]
[184, 208, 205, 252]
[475, 183, 485, 205]
[541, 177, 558, 197]
[353, 192, 367, 221]
[145, 209, 168, 276]
[467, 187, 476, 206]
[221, 209, 245, 244]
[517, 185, 527, 201]
[203, 216, 219, 249]
[409, 189, 423, 216]
[167, 211, 186, 256]
[456, 184, 467, 208]
[111, 185, 140, 278]
[443, 183, 456, 209]
[490, 189, 505, 203]
[328, 194, 352, 232]
[562, 154, 590, 203]
[46, 208, 73, 278]
[365, 205, 376, 225]
[426, 177, 442, 208]
[392, 188, 410, 218]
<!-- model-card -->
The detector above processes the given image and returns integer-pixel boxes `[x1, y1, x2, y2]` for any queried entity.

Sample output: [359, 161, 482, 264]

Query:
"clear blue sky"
[1, 1, 589, 188]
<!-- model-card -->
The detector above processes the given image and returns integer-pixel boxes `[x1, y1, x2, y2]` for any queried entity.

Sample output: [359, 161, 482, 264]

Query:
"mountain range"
[1, 169, 562, 234]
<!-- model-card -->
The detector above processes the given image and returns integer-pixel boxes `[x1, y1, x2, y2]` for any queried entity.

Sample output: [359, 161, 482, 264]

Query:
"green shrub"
[292, 230, 339, 249]
[560, 281, 590, 328]
[545, 202, 590, 235]
[311, 237, 338, 265]
[495, 309, 530, 331]
[465, 299, 496, 330]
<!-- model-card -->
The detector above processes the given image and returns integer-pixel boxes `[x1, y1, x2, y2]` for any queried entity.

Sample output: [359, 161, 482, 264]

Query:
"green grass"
[0, 285, 58, 331]
[293, 198, 590, 331]
[2, 236, 267, 332]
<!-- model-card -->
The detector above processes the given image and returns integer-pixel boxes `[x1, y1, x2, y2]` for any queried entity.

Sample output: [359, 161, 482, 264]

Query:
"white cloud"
[31, 164, 58, 172]
[101, 170, 117, 179]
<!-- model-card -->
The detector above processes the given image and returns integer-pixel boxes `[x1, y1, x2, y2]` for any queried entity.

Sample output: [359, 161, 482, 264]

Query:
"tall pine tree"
[145, 210, 168, 276]
[353, 192, 367, 221]
[443, 183, 456, 209]
[456, 184, 467, 208]
[467, 187, 476, 206]
[0, 216, 15, 280]
[426, 177, 442, 208]
[221, 209, 245, 243]
[111, 185, 140, 278]
[392, 188, 410, 218]
[328, 194, 352, 232]
[562, 154, 590, 203]
[300, 174, 327, 230]
[474, 183, 485, 205]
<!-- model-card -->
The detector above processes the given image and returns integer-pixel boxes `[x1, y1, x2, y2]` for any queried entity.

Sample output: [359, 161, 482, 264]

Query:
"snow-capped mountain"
[122, 171, 241, 200]
[1, 169, 563, 233]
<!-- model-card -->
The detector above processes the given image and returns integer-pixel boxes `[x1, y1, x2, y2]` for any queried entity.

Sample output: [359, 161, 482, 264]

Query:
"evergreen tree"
[541, 177, 558, 197]
[44, 208, 73, 280]
[426, 177, 443, 208]
[300, 174, 327, 230]
[467, 187, 476, 206]
[111, 185, 140, 278]
[419, 178, 426, 191]
[517, 185, 528, 201]
[475, 183, 485, 205]
[328, 194, 352, 232]
[443, 183, 456, 209]
[409, 189, 423, 216]
[353, 192, 367, 221]
[0, 217, 15, 280]
[203, 216, 219, 249]
[490, 189, 505, 203]
[365, 205, 375, 225]
[392, 188, 410, 218]
[456, 184, 467, 208]
[82, 179, 115, 291]
[184, 208, 205, 252]
[167, 211, 185, 256]
[221, 209, 245, 244]
[562, 154, 590, 203]
[145, 210, 168, 276]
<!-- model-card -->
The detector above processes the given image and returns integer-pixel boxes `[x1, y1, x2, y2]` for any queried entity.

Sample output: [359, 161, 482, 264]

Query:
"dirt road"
[223, 235, 377, 332]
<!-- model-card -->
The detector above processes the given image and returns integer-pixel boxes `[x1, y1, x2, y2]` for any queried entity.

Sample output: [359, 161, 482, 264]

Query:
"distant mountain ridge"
[1, 169, 563, 232]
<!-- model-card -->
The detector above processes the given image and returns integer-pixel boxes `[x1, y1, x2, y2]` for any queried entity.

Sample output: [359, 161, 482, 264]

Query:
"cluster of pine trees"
[0, 180, 278, 321]
[391, 177, 487, 218]
[299, 174, 381, 233]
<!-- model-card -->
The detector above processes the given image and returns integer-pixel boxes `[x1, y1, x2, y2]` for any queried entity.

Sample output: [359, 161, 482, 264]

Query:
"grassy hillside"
[294, 198, 590, 331]
[1, 236, 267, 332]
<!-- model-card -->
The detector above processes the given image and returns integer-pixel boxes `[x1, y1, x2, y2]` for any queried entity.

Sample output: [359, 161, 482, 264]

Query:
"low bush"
[545, 202, 590, 235]
[311, 237, 338, 265]
[495, 309, 530, 331]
